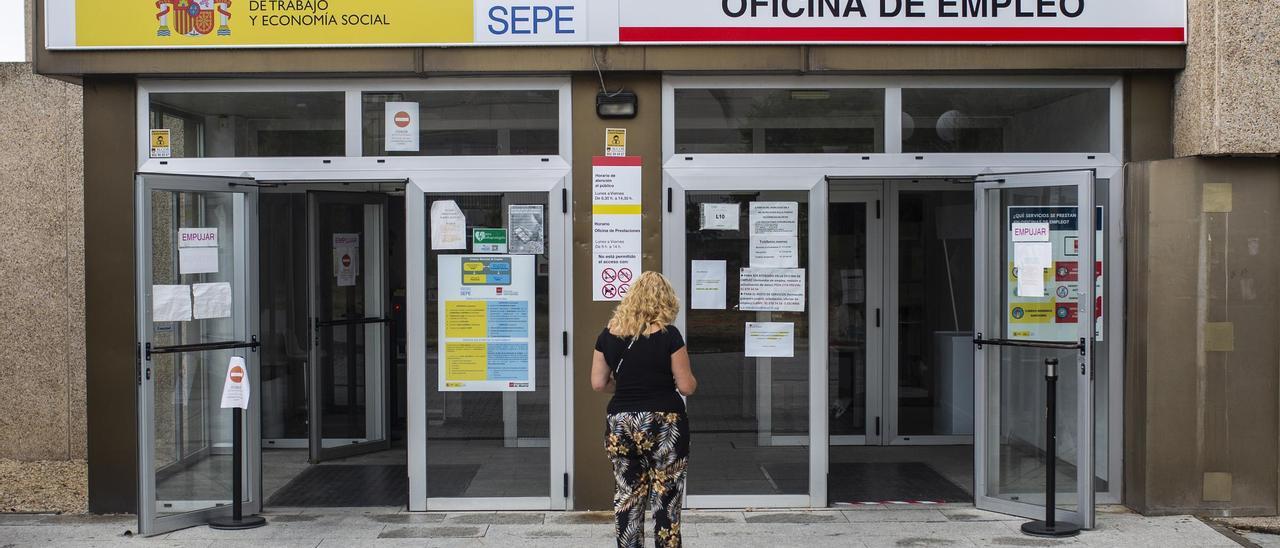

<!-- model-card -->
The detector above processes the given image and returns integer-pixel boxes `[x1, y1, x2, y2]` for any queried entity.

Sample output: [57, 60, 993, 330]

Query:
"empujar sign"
[44, 0, 1185, 49]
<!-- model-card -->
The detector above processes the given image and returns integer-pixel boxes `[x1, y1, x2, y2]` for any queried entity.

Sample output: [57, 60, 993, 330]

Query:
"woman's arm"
[671, 347, 697, 396]
[591, 350, 615, 393]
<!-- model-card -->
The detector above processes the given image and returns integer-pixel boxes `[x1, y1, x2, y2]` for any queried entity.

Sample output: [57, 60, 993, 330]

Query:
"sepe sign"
[472, 228, 509, 254]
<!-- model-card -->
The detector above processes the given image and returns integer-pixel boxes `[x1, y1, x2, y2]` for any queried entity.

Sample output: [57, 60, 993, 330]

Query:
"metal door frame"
[972, 169, 1097, 529]
[135, 172, 261, 536]
[405, 162, 573, 511]
[306, 191, 394, 462]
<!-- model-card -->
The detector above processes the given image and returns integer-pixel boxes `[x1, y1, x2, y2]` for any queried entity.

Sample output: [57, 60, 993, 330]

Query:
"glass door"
[827, 189, 883, 446]
[406, 170, 569, 511]
[665, 171, 827, 508]
[136, 173, 260, 536]
[973, 170, 1097, 529]
[307, 192, 392, 462]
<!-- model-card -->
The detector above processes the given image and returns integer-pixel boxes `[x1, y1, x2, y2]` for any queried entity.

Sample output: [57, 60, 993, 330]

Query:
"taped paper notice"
[220, 356, 250, 410]
[152, 285, 192, 322]
[690, 260, 727, 310]
[740, 268, 806, 312]
[192, 282, 233, 320]
[701, 203, 739, 231]
[749, 202, 798, 236]
[592, 157, 643, 302]
[178, 228, 219, 275]
[509, 205, 545, 255]
[333, 233, 360, 287]
[1012, 222, 1051, 242]
[385, 101, 420, 152]
[750, 235, 799, 268]
[1014, 242, 1053, 298]
[745, 322, 795, 358]
[431, 200, 467, 250]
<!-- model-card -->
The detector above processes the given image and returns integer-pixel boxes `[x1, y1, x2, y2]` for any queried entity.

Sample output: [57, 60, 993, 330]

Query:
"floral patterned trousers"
[605, 411, 690, 548]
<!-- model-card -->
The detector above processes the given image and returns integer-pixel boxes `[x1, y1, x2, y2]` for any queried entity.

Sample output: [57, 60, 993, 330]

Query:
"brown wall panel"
[570, 72, 663, 510]
[83, 77, 138, 514]
[1126, 73, 1176, 163]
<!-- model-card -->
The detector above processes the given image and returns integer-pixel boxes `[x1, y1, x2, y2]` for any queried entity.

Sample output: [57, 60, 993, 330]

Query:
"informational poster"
[740, 268, 806, 312]
[744, 322, 795, 358]
[333, 233, 360, 287]
[508, 205, 545, 255]
[750, 236, 799, 269]
[472, 228, 508, 254]
[605, 128, 627, 157]
[438, 255, 536, 392]
[149, 129, 171, 159]
[749, 202, 799, 268]
[192, 282, 233, 319]
[384, 101, 420, 152]
[592, 156, 642, 301]
[219, 356, 249, 410]
[690, 260, 727, 310]
[178, 228, 219, 275]
[152, 285, 192, 322]
[700, 203, 739, 231]
[430, 200, 467, 250]
[1007, 206, 1104, 342]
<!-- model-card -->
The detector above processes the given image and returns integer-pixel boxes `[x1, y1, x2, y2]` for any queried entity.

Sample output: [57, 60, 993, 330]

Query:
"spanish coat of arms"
[156, 0, 232, 37]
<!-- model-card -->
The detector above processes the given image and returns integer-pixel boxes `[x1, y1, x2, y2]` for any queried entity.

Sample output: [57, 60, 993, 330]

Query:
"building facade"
[6, 0, 1280, 536]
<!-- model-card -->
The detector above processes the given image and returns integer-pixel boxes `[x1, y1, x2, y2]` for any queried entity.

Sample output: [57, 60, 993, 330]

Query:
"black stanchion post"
[209, 406, 266, 530]
[1021, 357, 1080, 538]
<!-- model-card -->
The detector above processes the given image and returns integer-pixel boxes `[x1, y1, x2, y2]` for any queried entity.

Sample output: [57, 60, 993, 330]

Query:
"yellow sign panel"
[444, 342, 487, 381]
[444, 301, 487, 338]
[76, 0, 472, 48]
[1009, 302, 1056, 324]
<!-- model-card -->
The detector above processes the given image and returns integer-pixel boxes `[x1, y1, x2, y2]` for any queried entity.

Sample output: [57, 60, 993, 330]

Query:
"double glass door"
[307, 192, 392, 462]
[136, 173, 260, 536]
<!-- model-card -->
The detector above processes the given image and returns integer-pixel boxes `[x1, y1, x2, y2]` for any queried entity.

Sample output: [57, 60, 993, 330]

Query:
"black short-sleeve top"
[595, 326, 687, 414]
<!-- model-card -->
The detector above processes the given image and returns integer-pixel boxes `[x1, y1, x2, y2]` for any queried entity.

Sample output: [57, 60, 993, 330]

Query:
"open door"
[136, 173, 261, 536]
[973, 170, 1098, 529]
[307, 191, 393, 462]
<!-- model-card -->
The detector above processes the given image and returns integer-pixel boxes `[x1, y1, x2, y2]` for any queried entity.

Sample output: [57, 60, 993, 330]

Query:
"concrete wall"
[1126, 157, 1280, 516]
[1175, 0, 1280, 157]
[0, 0, 86, 461]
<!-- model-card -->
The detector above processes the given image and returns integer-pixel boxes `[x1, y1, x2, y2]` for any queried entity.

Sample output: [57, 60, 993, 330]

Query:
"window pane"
[149, 92, 345, 158]
[363, 91, 558, 156]
[902, 88, 1110, 153]
[675, 89, 885, 154]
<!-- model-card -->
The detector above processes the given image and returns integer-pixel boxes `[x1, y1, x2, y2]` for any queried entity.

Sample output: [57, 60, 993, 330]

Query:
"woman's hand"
[591, 350, 615, 393]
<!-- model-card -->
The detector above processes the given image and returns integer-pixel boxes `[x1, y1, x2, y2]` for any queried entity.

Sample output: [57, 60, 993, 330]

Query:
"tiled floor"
[0, 506, 1244, 547]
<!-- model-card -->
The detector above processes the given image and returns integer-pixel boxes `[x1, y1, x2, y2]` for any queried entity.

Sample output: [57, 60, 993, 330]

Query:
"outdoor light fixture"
[597, 91, 638, 119]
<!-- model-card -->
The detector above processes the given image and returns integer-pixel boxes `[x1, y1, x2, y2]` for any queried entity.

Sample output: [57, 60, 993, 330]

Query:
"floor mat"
[266, 464, 415, 507]
[762, 462, 972, 503]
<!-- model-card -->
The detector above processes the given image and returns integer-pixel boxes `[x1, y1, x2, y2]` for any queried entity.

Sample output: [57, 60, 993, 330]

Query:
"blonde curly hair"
[607, 271, 679, 339]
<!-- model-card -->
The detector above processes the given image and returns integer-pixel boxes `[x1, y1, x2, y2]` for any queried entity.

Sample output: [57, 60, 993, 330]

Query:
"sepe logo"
[394, 111, 412, 128]
[156, 0, 232, 38]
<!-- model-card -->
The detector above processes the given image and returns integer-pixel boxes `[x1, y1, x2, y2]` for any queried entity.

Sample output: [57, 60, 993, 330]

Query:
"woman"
[592, 271, 697, 548]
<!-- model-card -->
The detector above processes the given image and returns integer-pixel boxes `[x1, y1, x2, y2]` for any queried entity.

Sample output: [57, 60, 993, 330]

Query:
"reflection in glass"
[675, 89, 885, 154]
[828, 201, 868, 437]
[424, 193, 550, 498]
[903, 88, 1109, 153]
[149, 92, 345, 158]
[363, 91, 559, 156]
[685, 191, 810, 496]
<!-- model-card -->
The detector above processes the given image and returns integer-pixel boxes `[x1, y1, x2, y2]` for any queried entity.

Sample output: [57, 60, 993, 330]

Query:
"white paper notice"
[740, 268, 806, 312]
[700, 203, 740, 231]
[431, 200, 467, 250]
[690, 260, 727, 310]
[750, 235, 799, 268]
[749, 202, 799, 236]
[179, 248, 219, 275]
[509, 205, 545, 255]
[333, 233, 360, 287]
[1014, 242, 1053, 298]
[593, 157, 643, 302]
[152, 285, 193, 322]
[385, 101, 420, 152]
[192, 282, 233, 319]
[744, 322, 795, 358]
[178, 227, 219, 275]
[219, 356, 250, 410]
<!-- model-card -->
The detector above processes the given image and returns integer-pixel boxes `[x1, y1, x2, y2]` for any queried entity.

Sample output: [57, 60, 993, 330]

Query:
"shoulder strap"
[613, 335, 639, 377]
